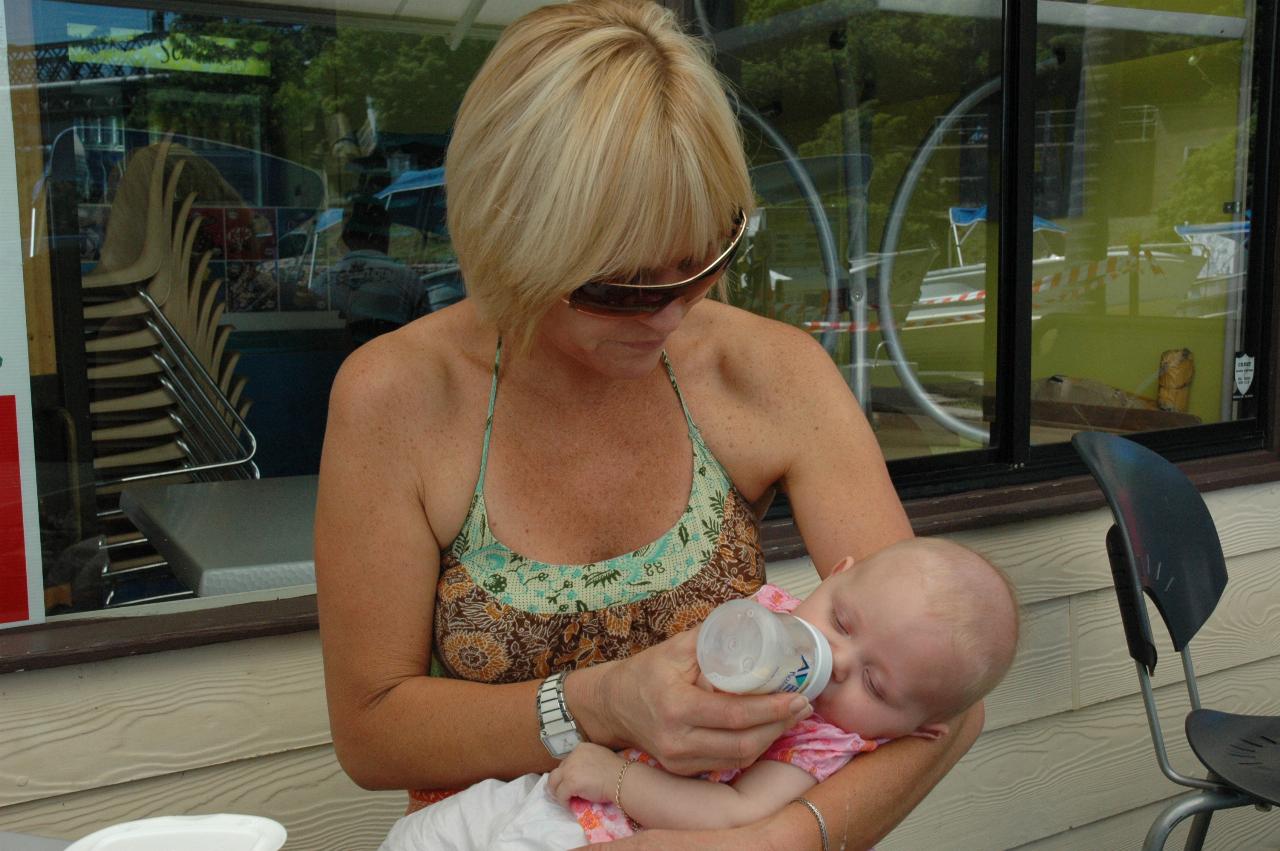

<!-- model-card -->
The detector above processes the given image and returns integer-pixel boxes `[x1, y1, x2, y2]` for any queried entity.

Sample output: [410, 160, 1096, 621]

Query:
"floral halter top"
[431, 339, 766, 684]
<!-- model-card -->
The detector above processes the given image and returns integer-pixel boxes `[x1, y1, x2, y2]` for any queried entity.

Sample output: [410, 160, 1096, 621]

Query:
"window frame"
[877, 0, 1280, 500]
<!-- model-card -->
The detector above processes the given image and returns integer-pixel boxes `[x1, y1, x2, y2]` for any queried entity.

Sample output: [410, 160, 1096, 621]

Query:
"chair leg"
[1183, 810, 1212, 851]
[1144, 789, 1251, 851]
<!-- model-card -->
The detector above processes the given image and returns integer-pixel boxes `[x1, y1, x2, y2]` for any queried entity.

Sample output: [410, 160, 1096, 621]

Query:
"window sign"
[67, 31, 271, 78]
[0, 0, 44, 628]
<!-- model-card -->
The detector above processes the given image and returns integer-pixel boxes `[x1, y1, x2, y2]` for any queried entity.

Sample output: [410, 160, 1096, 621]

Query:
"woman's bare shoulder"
[328, 305, 492, 431]
[687, 301, 843, 404]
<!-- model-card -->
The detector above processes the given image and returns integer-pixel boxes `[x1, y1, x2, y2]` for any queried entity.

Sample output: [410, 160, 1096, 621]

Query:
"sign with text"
[0, 1, 44, 628]
[68, 32, 270, 78]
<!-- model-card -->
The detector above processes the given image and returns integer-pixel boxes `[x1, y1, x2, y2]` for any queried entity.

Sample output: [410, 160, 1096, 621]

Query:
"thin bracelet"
[792, 797, 830, 851]
[614, 757, 642, 831]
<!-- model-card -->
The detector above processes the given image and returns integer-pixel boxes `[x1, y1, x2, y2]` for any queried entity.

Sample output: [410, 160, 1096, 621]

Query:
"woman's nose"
[635, 297, 688, 335]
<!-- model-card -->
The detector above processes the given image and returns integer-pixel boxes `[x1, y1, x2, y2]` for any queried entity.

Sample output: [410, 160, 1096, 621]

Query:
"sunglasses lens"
[569, 277, 714, 317]
[568, 211, 745, 318]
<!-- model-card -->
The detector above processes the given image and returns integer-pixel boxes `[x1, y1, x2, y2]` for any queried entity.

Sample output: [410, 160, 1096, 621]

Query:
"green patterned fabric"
[448, 339, 734, 615]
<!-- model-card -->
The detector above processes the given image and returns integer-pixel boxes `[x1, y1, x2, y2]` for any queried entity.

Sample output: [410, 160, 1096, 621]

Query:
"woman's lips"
[618, 339, 665, 351]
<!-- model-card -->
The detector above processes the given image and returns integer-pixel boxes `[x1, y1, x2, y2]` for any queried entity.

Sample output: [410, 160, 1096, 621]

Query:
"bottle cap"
[790, 616, 832, 698]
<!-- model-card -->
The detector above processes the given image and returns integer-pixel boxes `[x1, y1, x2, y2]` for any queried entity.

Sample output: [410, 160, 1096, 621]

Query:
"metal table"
[120, 476, 318, 596]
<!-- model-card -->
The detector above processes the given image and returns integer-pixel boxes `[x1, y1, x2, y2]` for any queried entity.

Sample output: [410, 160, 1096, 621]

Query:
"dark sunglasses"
[565, 210, 746, 318]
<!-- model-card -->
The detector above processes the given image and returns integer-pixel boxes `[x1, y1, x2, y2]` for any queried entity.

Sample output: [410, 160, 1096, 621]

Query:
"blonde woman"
[315, 1, 982, 848]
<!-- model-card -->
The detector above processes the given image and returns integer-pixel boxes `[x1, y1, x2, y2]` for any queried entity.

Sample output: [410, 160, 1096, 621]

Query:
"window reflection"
[9, 0, 1264, 615]
[1028, 0, 1255, 441]
[15, 0, 492, 610]
[708, 0, 1004, 457]
[711, 0, 1255, 455]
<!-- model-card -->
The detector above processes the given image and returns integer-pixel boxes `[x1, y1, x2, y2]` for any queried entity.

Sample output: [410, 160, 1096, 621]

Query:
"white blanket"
[379, 774, 590, 851]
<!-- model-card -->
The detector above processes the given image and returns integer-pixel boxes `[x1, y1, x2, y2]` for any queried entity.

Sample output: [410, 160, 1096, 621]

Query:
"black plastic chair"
[1072, 432, 1280, 850]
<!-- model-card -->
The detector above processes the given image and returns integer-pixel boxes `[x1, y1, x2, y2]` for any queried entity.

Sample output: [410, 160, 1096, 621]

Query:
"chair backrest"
[1072, 432, 1227, 673]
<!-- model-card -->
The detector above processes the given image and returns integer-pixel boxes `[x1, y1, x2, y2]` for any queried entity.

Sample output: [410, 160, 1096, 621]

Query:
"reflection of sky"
[29, 0, 150, 47]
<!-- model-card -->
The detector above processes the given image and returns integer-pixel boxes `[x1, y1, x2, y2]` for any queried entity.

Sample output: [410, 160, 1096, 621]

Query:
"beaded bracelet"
[614, 757, 642, 831]
[792, 796, 830, 851]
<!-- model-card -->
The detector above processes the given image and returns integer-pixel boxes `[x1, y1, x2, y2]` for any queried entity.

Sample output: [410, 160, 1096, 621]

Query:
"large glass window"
[706, 0, 1262, 471]
[708, 0, 1006, 460]
[1027, 1, 1257, 442]
[10, 0, 496, 610]
[5, 0, 1274, 619]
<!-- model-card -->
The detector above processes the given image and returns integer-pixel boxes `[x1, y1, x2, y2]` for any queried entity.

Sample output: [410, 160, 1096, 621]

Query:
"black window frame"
[832, 0, 1279, 502]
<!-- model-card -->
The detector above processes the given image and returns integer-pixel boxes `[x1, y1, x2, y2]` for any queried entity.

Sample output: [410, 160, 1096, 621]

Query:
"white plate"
[66, 814, 287, 851]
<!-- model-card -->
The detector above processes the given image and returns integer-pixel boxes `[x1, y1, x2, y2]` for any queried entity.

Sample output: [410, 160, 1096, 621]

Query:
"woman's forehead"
[608, 222, 729, 274]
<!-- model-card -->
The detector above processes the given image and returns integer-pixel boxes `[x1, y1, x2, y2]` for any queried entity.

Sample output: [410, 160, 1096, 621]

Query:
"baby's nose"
[829, 640, 855, 682]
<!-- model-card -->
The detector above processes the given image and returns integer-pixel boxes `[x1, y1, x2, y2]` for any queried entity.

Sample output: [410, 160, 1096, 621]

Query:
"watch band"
[536, 670, 585, 759]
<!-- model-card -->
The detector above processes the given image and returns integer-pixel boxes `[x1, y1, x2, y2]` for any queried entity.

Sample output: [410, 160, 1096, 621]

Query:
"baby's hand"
[548, 742, 628, 805]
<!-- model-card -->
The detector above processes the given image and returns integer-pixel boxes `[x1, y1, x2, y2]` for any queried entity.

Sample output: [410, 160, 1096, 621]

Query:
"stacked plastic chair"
[79, 136, 258, 605]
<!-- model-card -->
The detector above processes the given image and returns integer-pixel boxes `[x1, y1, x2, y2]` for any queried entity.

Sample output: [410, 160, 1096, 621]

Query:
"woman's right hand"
[571, 627, 813, 777]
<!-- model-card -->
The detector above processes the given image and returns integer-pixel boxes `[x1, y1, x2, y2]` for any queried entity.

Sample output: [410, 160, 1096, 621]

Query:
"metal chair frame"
[1074, 432, 1276, 851]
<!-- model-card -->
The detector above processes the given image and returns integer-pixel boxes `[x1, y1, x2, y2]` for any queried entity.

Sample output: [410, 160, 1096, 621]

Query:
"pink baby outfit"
[571, 584, 878, 842]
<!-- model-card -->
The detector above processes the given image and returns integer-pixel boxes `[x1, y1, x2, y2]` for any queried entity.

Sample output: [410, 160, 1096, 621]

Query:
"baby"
[380, 537, 1019, 849]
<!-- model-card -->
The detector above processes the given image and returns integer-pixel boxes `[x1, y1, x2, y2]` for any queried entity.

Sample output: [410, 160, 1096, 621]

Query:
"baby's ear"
[909, 721, 949, 741]
[829, 556, 856, 575]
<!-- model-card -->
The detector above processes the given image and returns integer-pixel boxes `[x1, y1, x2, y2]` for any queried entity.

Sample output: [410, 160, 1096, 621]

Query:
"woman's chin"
[614, 338, 666, 356]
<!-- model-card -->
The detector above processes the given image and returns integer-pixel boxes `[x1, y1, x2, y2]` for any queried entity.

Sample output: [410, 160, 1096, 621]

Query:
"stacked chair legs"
[77, 135, 259, 606]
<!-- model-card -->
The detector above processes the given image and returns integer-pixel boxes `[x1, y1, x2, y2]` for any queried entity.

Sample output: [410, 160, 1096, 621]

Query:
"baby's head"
[792, 538, 1018, 741]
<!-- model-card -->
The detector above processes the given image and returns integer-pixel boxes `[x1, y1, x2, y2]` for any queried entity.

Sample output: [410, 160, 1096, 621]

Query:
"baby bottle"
[695, 598, 832, 697]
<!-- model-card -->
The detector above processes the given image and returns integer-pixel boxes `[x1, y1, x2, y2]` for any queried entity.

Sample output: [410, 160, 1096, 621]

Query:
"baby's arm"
[548, 743, 816, 831]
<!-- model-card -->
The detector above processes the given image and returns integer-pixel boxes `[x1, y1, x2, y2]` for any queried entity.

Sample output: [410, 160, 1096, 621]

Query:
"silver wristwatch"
[536, 670, 585, 759]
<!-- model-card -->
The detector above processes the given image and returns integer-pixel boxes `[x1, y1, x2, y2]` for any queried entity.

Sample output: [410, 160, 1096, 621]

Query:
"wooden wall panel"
[1013, 795, 1280, 851]
[0, 632, 330, 808]
[983, 599, 1071, 732]
[0, 744, 404, 851]
[763, 555, 820, 598]
[949, 510, 1114, 606]
[951, 480, 1280, 606]
[882, 654, 1280, 850]
[1074, 547, 1280, 709]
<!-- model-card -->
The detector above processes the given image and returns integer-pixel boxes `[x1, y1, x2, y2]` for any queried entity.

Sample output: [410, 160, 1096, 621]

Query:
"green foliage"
[129, 14, 492, 192]
[1156, 129, 1242, 229]
[290, 28, 491, 136]
[731, 4, 1000, 274]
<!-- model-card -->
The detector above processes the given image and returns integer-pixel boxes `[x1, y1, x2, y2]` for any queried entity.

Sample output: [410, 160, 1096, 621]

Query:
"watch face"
[546, 729, 582, 758]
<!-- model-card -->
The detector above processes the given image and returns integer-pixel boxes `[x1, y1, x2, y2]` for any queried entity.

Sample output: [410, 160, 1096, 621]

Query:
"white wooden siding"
[0, 481, 1277, 849]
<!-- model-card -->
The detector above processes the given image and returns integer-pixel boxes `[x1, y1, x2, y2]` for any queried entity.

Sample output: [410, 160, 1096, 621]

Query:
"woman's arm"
[606, 702, 984, 851]
[764, 327, 914, 570]
[768, 326, 978, 845]
[316, 340, 560, 789]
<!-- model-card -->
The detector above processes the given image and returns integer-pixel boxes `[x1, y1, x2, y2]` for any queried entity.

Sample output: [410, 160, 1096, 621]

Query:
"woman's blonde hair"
[446, 0, 754, 350]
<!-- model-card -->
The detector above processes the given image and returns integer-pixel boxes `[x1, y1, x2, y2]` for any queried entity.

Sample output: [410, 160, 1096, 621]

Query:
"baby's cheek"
[815, 690, 855, 727]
